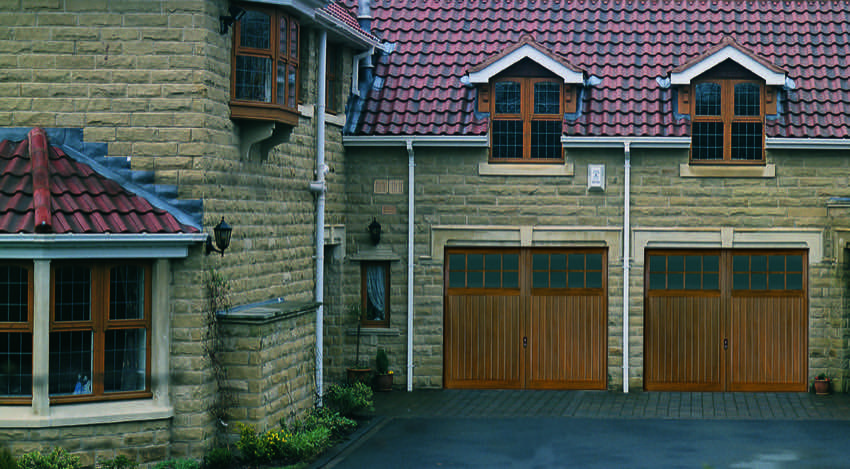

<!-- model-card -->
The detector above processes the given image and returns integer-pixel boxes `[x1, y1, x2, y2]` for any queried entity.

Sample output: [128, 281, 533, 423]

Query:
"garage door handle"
[723, 338, 728, 350]
[523, 337, 527, 348]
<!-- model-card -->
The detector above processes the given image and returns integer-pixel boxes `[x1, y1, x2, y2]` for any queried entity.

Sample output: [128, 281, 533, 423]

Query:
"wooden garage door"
[645, 250, 807, 392]
[444, 248, 607, 390]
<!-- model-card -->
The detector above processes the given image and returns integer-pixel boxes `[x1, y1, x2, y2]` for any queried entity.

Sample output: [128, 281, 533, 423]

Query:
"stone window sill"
[0, 399, 173, 428]
[346, 327, 400, 337]
[680, 163, 775, 178]
[478, 162, 575, 176]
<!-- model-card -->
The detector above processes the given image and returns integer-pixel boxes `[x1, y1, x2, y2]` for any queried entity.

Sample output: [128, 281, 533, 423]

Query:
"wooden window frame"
[229, 3, 300, 125]
[360, 261, 390, 328]
[0, 262, 34, 405]
[490, 77, 564, 163]
[690, 78, 765, 164]
[49, 261, 152, 404]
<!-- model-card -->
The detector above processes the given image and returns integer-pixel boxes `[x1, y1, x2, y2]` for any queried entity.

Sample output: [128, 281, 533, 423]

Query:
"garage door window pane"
[449, 271, 465, 288]
[768, 273, 784, 290]
[685, 273, 701, 290]
[751, 273, 766, 290]
[649, 255, 666, 273]
[733, 255, 749, 272]
[733, 273, 749, 290]
[568, 271, 584, 288]
[533, 254, 548, 271]
[551, 254, 566, 271]
[551, 270, 567, 288]
[449, 254, 465, 272]
[685, 256, 701, 272]
[568, 254, 584, 270]
[503, 254, 518, 271]
[484, 255, 500, 271]
[468, 255, 483, 270]
[668, 256, 684, 272]
[769, 255, 784, 272]
[703, 273, 719, 290]
[787, 273, 802, 290]
[503, 271, 518, 289]
[533, 271, 548, 289]
[586, 271, 602, 289]
[650, 273, 666, 290]
[751, 255, 767, 272]
[787, 255, 803, 272]
[703, 255, 719, 272]
[484, 271, 501, 289]
[467, 271, 483, 288]
[587, 253, 602, 270]
[668, 273, 684, 290]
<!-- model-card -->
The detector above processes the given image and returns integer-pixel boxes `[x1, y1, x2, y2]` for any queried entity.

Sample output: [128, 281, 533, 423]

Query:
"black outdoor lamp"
[206, 217, 233, 256]
[219, 6, 246, 35]
[368, 217, 382, 245]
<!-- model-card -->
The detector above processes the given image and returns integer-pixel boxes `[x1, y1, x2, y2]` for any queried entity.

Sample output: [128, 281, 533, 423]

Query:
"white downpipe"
[406, 140, 415, 392]
[315, 31, 328, 401]
[622, 142, 631, 393]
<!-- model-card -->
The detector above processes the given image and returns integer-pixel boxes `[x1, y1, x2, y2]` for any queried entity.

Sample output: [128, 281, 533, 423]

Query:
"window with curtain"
[361, 262, 390, 327]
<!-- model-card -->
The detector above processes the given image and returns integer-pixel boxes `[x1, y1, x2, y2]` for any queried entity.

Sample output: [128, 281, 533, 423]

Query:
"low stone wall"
[219, 301, 319, 436]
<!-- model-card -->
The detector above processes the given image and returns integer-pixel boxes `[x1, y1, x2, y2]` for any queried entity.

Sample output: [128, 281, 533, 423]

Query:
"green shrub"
[0, 446, 17, 469]
[17, 447, 81, 469]
[234, 423, 271, 465]
[280, 427, 331, 462]
[288, 408, 356, 439]
[98, 455, 137, 469]
[375, 348, 389, 374]
[324, 382, 373, 418]
[202, 447, 233, 469]
[152, 460, 199, 469]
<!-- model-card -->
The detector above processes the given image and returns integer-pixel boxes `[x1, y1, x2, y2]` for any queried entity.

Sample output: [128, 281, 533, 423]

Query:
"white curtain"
[366, 264, 385, 320]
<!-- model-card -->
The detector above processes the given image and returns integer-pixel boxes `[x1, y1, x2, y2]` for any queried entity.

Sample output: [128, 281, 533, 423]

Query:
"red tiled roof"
[354, 0, 850, 139]
[0, 128, 199, 234]
[322, 2, 381, 44]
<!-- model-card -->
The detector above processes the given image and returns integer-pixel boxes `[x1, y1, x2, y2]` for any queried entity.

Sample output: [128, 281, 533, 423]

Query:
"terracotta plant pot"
[347, 368, 372, 386]
[814, 378, 830, 396]
[373, 373, 393, 392]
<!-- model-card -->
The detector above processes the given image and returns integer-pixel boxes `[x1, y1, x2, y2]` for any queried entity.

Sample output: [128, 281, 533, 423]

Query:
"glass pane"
[0, 265, 28, 322]
[751, 255, 767, 272]
[703, 255, 719, 272]
[787, 273, 802, 290]
[289, 20, 299, 59]
[733, 256, 749, 273]
[768, 255, 785, 273]
[449, 254, 465, 271]
[534, 81, 560, 114]
[733, 273, 749, 290]
[503, 271, 518, 289]
[648, 255, 666, 274]
[467, 254, 483, 270]
[649, 273, 666, 290]
[703, 273, 719, 290]
[533, 254, 549, 271]
[551, 254, 567, 271]
[365, 264, 386, 321]
[105, 329, 146, 393]
[239, 10, 270, 49]
[467, 271, 483, 288]
[494, 81, 521, 114]
[551, 270, 567, 289]
[569, 254, 585, 271]
[751, 273, 767, 290]
[532, 271, 548, 289]
[530, 120, 561, 159]
[484, 254, 501, 271]
[685, 273, 701, 290]
[278, 16, 287, 56]
[277, 60, 286, 106]
[768, 273, 784, 290]
[568, 271, 584, 289]
[492, 120, 522, 159]
[668, 256, 684, 272]
[484, 271, 501, 289]
[0, 331, 32, 397]
[49, 330, 92, 396]
[503, 254, 519, 271]
[54, 266, 90, 322]
[586, 271, 602, 289]
[692, 121, 723, 160]
[685, 256, 701, 272]
[731, 122, 763, 161]
[235, 55, 272, 102]
[287, 63, 298, 107]
[449, 271, 465, 288]
[110, 266, 144, 320]
[695, 82, 721, 116]
[787, 255, 803, 272]
[668, 273, 683, 290]
[586, 253, 603, 270]
[734, 83, 760, 116]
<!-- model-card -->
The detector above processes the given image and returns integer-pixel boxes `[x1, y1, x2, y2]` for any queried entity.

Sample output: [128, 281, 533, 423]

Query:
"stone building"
[0, 0, 383, 465]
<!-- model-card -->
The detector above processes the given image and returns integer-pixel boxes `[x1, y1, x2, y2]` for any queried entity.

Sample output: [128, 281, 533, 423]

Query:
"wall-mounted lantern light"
[220, 6, 246, 35]
[368, 217, 382, 245]
[206, 217, 233, 256]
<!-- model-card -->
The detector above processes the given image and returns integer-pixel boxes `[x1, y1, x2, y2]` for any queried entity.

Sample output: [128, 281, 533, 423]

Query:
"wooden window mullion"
[92, 265, 106, 397]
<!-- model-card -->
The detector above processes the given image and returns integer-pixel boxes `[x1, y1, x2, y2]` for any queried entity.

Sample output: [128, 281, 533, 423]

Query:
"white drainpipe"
[314, 30, 328, 401]
[622, 141, 631, 393]
[406, 140, 415, 392]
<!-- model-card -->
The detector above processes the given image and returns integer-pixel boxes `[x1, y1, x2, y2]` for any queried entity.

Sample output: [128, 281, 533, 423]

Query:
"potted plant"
[346, 303, 371, 386]
[813, 373, 831, 396]
[373, 348, 393, 392]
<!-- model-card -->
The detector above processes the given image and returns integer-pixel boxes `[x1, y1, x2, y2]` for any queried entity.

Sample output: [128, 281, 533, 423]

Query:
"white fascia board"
[670, 46, 786, 86]
[562, 136, 691, 148]
[313, 9, 384, 51]
[343, 135, 489, 147]
[250, 0, 328, 18]
[766, 138, 850, 150]
[467, 45, 584, 84]
[0, 233, 207, 259]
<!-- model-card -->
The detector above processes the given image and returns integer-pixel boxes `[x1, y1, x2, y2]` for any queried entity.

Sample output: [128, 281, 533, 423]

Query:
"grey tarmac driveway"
[325, 417, 850, 469]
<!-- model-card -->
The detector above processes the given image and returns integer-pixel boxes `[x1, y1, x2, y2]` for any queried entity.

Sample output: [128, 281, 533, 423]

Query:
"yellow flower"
[388, 370, 394, 375]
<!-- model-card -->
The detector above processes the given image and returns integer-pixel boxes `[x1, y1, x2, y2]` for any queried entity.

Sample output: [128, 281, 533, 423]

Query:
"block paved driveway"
[316, 390, 850, 468]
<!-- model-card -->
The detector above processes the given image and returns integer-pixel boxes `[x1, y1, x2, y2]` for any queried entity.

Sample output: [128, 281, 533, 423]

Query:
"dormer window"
[230, 4, 300, 125]
[492, 77, 563, 161]
[692, 79, 764, 162]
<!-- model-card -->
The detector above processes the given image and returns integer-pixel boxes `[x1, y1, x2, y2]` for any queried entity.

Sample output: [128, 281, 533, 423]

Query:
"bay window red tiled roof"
[0, 128, 199, 234]
[353, 0, 850, 139]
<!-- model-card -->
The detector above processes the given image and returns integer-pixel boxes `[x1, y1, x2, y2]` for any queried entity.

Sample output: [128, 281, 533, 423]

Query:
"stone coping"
[218, 300, 319, 325]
